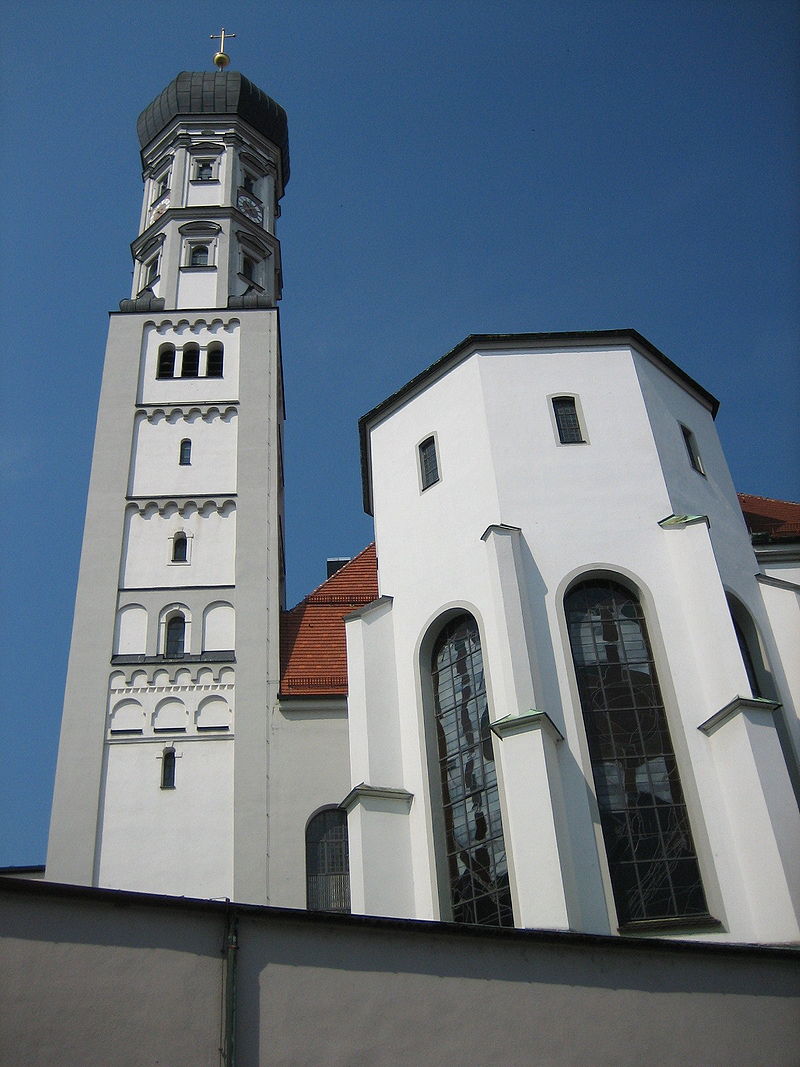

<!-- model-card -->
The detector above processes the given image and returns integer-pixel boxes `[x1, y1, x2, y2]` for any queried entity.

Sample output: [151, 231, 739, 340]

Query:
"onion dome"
[136, 71, 290, 184]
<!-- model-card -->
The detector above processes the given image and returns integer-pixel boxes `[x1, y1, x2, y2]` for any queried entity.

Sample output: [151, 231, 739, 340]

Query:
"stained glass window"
[431, 614, 513, 927]
[306, 808, 351, 913]
[565, 579, 708, 925]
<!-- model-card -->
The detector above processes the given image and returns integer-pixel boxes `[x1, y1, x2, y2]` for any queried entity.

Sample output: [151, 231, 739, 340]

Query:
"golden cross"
[210, 28, 236, 68]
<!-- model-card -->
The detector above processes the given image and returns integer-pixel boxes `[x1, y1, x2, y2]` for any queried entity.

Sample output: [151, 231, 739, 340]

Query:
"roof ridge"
[286, 543, 376, 611]
[738, 492, 800, 507]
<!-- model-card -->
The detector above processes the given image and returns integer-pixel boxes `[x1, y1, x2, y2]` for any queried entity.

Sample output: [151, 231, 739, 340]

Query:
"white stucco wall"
[351, 339, 800, 942]
[97, 735, 234, 898]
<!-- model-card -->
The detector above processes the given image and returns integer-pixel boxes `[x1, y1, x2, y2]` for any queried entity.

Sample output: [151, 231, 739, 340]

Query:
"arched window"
[565, 579, 708, 925]
[172, 533, 187, 563]
[181, 345, 200, 378]
[157, 344, 175, 379]
[165, 615, 185, 657]
[161, 748, 176, 790]
[206, 343, 224, 378]
[190, 243, 209, 267]
[552, 396, 584, 444]
[429, 614, 513, 927]
[179, 439, 192, 466]
[306, 808, 350, 912]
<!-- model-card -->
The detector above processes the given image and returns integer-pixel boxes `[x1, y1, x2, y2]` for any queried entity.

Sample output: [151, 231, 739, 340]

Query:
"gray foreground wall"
[0, 880, 797, 1067]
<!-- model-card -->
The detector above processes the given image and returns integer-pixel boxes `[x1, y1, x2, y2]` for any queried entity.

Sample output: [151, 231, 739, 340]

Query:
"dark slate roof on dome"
[137, 71, 289, 183]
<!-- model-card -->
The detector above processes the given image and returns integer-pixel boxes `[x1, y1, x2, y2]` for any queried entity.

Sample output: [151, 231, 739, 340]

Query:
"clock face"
[237, 193, 263, 224]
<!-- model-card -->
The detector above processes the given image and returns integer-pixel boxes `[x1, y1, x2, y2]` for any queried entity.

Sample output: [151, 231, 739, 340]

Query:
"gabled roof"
[738, 493, 800, 542]
[358, 330, 720, 515]
[279, 544, 379, 697]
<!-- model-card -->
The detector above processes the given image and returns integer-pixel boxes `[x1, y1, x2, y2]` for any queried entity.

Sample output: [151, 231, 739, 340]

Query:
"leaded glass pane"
[306, 808, 351, 913]
[553, 396, 584, 444]
[565, 580, 708, 924]
[431, 614, 513, 927]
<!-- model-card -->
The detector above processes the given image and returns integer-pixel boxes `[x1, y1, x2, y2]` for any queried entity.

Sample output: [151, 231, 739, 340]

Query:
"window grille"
[565, 579, 709, 925]
[419, 436, 439, 490]
[430, 614, 514, 927]
[552, 396, 584, 444]
[306, 809, 351, 912]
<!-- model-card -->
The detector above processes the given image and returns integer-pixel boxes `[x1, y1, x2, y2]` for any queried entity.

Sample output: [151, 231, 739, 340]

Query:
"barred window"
[419, 436, 439, 490]
[430, 614, 513, 927]
[306, 808, 350, 912]
[552, 396, 584, 444]
[565, 579, 708, 926]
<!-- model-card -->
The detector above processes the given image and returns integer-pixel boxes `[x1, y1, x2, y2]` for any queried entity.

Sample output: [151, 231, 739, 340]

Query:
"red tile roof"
[738, 493, 800, 542]
[279, 494, 797, 697]
[280, 544, 379, 697]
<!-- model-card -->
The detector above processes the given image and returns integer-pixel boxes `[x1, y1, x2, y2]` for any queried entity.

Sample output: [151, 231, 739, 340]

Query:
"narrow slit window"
[190, 244, 209, 267]
[172, 533, 188, 563]
[681, 425, 705, 475]
[161, 748, 176, 790]
[165, 615, 186, 657]
[419, 436, 439, 490]
[157, 345, 175, 379]
[179, 439, 191, 466]
[552, 396, 584, 444]
[206, 344, 224, 378]
[181, 345, 200, 378]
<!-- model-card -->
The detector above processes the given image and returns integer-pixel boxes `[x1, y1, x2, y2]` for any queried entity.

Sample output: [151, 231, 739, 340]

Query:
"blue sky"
[1, 0, 798, 865]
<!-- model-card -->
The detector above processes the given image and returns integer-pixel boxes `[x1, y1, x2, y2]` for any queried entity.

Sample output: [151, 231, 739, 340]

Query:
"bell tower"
[46, 51, 289, 904]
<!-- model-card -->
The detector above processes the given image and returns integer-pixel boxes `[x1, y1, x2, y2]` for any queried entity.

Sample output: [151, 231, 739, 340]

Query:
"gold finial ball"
[213, 51, 230, 70]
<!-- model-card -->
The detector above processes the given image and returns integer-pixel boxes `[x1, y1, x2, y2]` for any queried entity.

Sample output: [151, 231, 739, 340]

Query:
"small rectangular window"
[195, 159, 215, 181]
[419, 436, 439, 490]
[552, 396, 584, 444]
[681, 424, 705, 475]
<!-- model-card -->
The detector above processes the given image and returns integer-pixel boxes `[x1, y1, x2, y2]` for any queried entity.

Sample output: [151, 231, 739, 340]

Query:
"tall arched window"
[565, 579, 708, 925]
[305, 808, 350, 912]
[429, 614, 513, 927]
[161, 748, 176, 790]
[165, 615, 185, 658]
[179, 439, 192, 466]
[181, 345, 200, 378]
[206, 343, 224, 378]
[157, 344, 175, 379]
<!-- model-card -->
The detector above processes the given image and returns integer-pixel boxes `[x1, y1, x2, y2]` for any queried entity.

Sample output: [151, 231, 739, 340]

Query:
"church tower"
[46, 56, 289, 904]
